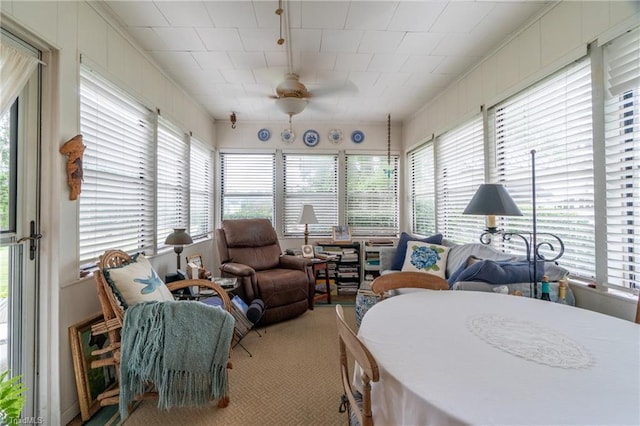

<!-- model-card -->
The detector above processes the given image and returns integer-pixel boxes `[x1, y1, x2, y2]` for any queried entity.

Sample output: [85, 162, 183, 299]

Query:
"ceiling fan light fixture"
[275, 97, 307, 116]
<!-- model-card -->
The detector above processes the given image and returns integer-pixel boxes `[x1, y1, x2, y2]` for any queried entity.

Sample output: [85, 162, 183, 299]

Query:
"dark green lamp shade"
[463, 184, 523, 216]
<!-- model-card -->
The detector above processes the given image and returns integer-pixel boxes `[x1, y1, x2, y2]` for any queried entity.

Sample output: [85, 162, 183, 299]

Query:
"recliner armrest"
[279, 255, 312, 271]
[220, 262, 255, 276]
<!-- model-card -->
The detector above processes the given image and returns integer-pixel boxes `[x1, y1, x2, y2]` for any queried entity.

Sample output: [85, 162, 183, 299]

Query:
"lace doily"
[467, 313, 592, 369]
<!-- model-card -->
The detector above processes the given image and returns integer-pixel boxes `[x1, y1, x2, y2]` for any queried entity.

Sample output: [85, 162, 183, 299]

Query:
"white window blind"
[189, 139, 213, 239]
[220, 153, 275, 221]
[409, 143, 436, 236]
[489, 58, 594, 276]
[604, 27, 640, 292]
[157, 117, 189, 249]
[436, 116, 485, 244]
[79, 67, 155, 265]
[283, 153, 338, 236]
[345, 154, 399, 236]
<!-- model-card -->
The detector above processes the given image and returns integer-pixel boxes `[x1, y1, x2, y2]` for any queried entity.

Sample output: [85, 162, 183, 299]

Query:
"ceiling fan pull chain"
[387, 113, 391, 166]
[276, 0, 285, 45]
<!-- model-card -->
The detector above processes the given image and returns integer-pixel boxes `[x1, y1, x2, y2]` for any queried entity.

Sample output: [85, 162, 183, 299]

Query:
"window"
[0, 100, 17, 233]
[79, 67, 155, 265]
[345, 154, 399, 236]
[220, 153, 275, 222]
[282, 153, 338, 236]
[436, 116, 485, 243]
[156, 117, 188, 248]
[409, 142, 436, 236]
[604, 28, 640, 292]
[489, 58, 594, 276]
[190, 139, 213, 239]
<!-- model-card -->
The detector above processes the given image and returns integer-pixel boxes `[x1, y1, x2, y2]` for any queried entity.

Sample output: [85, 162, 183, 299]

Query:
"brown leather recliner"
[216, 218, 314, 325]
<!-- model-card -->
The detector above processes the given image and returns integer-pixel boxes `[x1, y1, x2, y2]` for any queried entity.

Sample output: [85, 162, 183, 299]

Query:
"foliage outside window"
[0, 101, 16, 234]
[79, 67, 155, 265]
[489, 57, 595, 277]
[435, 116, 485, 244]
[409, 143, 436, 236]
[157, 117, 189, 249]
[604, 28, 640, 292]
[345, 154, 399, 237]
[79, 67, 214, 267]
[283, 153, 338, 236]
[190, 139, 213, 239]
[220, 153, 275, 222]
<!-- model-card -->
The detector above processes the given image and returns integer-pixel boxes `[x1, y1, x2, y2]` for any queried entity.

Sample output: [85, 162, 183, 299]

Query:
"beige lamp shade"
[298, 204, 318, 225]
[298, 205, 318, 245]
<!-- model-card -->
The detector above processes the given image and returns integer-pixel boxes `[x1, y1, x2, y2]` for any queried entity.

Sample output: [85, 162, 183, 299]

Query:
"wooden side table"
[312, 259, 331, 304]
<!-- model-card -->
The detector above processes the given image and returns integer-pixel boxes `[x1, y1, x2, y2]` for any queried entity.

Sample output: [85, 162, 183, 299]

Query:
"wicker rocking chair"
[90, 249, 234, 411]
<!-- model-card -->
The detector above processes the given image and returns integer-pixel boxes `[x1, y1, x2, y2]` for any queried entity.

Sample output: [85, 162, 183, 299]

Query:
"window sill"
[568, 277, 637, 299]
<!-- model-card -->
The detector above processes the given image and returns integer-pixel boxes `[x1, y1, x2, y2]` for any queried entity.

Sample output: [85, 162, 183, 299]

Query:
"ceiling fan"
[267, 1, 356, 126]
[271, 73, 310, 121]
[270, 72, 358, 127]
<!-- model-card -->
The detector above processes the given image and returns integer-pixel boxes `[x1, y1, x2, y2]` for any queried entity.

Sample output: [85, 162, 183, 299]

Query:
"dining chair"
[370, 271, 449, 300]
[335, 304, 379, 426]
[91, 249, 234, 412]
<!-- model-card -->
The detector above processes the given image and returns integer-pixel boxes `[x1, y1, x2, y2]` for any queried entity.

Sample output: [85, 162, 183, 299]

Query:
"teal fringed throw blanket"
[119, 300, 234, 419]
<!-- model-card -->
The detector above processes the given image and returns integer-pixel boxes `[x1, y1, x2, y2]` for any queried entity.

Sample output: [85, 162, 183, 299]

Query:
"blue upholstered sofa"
[355, 236, 574, 326]
[381, 239, 572, 300]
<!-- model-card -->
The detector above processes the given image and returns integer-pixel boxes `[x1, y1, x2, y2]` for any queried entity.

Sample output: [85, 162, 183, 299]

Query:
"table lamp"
[164, 228, 193, 270]
[298, 204, 318, 245]
[463, 152, 564, 299]
[462, 183, 522, 233]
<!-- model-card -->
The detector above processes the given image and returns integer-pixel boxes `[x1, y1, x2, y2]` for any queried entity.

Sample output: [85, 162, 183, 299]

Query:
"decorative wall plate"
[257, 128, 271, 142]
[351, 130, 365, 144]
[281, 129, 295, 143]
[328, 129, 343, 144]
[303, 129, 320, 147]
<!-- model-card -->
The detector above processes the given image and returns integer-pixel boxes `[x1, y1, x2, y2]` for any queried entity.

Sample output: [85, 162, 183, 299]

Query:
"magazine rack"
[230, 296, 264, 357]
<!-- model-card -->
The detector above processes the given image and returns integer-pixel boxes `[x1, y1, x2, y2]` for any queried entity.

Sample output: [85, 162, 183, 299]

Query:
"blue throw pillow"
[391, 232, 443, 271]
[451, 260, 543, 285]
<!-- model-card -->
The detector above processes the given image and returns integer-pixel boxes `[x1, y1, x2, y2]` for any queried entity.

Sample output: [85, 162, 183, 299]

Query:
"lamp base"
[174, 246, 184, 270]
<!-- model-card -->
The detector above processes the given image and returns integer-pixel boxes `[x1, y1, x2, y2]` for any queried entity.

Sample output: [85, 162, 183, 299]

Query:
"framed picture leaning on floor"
[69, 313, 117, 422]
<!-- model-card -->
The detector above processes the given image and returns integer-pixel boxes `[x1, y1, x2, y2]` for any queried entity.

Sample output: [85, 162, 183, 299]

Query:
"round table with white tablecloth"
[356, 291, 640, 425]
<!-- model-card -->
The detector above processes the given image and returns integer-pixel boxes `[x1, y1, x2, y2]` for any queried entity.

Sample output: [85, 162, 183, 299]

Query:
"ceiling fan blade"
[310, 80, 358, 98]
[306, 101, 334, 113]
[253, 67, 290, 86]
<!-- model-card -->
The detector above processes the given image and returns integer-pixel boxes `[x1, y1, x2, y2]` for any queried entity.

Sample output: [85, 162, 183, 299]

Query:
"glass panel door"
[0, 62, 40, 418]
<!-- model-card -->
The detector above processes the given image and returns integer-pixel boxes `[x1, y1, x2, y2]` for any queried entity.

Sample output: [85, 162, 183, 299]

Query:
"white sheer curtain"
[0, 41, 39, 117]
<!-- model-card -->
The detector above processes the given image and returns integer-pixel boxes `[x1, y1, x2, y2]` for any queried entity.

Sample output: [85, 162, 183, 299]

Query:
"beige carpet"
[122, 304, 356, 425]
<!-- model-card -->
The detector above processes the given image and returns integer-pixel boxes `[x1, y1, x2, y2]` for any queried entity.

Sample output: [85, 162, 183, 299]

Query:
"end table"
[312, 259, 331, 304]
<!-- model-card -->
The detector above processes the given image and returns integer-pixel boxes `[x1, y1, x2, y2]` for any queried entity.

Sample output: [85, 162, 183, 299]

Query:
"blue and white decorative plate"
[303, 129, 320, 147]
[328, 129, 343, 144]
[257, 128, 271, 142]
[281, 129, 295, 143]
[351, 130, 365, 144]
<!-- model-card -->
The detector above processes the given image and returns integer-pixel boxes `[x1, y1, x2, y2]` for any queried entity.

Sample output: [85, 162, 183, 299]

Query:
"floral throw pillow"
[103, 253, 174, 309]
[401, 242, 450, 278]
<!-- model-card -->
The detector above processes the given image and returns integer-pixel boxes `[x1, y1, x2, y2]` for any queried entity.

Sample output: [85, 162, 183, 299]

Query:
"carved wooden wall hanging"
[59, 134, 86, 200]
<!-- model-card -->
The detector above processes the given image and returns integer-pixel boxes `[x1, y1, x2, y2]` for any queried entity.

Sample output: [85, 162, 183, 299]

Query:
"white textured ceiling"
[100, 0, 550, 123]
